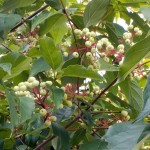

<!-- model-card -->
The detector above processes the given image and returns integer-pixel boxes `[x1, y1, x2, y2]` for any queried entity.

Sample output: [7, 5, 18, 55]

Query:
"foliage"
[0, 0, 150, 149]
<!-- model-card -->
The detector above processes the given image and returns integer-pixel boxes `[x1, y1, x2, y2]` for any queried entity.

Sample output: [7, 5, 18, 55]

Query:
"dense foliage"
[0, 0, 150, 149]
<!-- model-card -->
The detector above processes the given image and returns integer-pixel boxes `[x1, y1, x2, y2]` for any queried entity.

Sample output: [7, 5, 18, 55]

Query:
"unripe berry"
[45, 119, 51, 127]
[13, 86, 19, 91]
[106, 45, 114, 50]
[74, 29, 81, 35]
[96, 42, 102, 49]
[50, 116, 57, 122]
[46, 81, 52, 86]
[32, 80, 39, 87]
[40, 82, 46, 88]
[101, 38, 109, 44]
[91, 48, 96, 53]
[64, 94, 68, 100]
[128, 25, 133, 30]
[89, 37, 94, 43]
[72, 52, 79, 58]
[40, 108, 47, 116]
[63, 52, 69, 57]
[125, 39, 131, 45]
[82, 28, 89, 34]
[136, 30, 142, 36]
[66, 101, 72, 107]
[117, 44, 124, 50]
[19, 85, 27, 91]
[134, 27, 139, 32]
[126, 115, 130, 120]
[28, 77, 36, 83]
[90, 31, 96, 37]
[18, 82, 24, 87]
[86, 52, 92, 58]
[40, 89, 46, 95]
[59, 104, 64, 109]
[121, 110, 128, 117]
[85, 41, 92, 47]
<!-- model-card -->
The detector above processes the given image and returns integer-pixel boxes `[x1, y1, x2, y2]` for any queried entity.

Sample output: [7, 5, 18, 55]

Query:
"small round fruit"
[72, 52, 79, 58]
[126, 115, 130, 120]
[136, 30, 142, 36]
[64, 94, 68, 100]
[85, 41, 92, 47]
[134, 27, 139, 32]
[121, 110, 128, 117]
[90, 31, 96, 37]
[45, 119, 51, 127]
[128, 25, 133, 30]
[32, 80, 39, 87]
[82, 28, 89, 34]
[117, 44, 124, 50]
[59, 104, 64, 109]
[13, 86, 19, 91]
[91, 48, 96, 53]
[63, 52, 68, 57]
[19, 85, 27, 91]
[40, 89, 46, 95]
[86, 52, 92, 58]
[40, 108, 47, 116]
[50, 116, 57, 122]
[40, 82, 46, 88]
[125, 39, 131, 45]
[66, 101, 72, 107]
[28, 77, 36, 83]
[96, 42, 102, 49]
[46, 81, 52, 86]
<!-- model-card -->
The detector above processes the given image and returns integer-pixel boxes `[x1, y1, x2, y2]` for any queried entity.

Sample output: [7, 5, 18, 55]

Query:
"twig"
[34, 78, 117, 149]
[10, 4, 49, 32]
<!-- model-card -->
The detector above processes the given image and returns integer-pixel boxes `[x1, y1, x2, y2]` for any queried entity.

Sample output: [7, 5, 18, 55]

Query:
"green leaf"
[0, 128, 11, 139]
[31, 10, 52, 31]
[50, 86, 64, 110]
[99, 58, 118, 71]
[103, 122, 149, 150]
[45, 0, 67, 10]
[19, 97, 35, 123]
[83, 0, 110, 27]
[79, 139, 108, 150]
[119, 79, 143, 113]
[71, 128, 86, 146]
[56, 106, 75, 122]
[39, 13, 67, 40]
[30, 57, 50, 76]
[5, 90, 19, 127]
[136, 75, 150, 121]
[118, 36, 150, 81]
[62, 65, 103, 81]
[0, 0, 36, 12]
[3, 57, 32, 80]
[39, 37, 62, 70]
[71, 15, 84, 29]
[140, 7, 150, 21]
[52, 122, 70, 150]
[0, 13, 21, 39]
[0, 63, 11, 75]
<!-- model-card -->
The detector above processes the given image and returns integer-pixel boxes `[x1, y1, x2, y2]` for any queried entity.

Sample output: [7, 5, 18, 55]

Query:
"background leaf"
[39, 37, 62, 70]
[83, 0, 110, 27]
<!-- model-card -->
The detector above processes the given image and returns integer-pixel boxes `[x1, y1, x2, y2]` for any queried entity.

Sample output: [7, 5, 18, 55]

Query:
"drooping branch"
[34, 77, 117, 150]
[10, 4, 49, 32]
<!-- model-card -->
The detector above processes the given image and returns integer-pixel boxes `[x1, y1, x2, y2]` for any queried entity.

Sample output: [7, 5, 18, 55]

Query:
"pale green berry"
[50, 116, 57, 122]
[93, 85, 99, 91]
[85, 41, 92, 47]
[63, 52, 68, 57]
[18, 82, 24, 87]
[13, 86, 19, 91]
[117, 44, 124, 50]
[59, 104, 64, 109]
[32, 80, 39, 87]
[134, 27, 139, 32]
[119, 49, 124, 53]
[66, 101, 72, 107]
[121, 110, 128, 117]
[40, 89, 46, 95]
[64, 93, 68, 100]
[86, 52, 92, 58]
[40, 108, 47, 116]
[46, 81, 52, 86]
[96, 42, 102, 49]
[28, 77, 36, 83]
[126, 115, 130, 120]
[125, 39, 131, 45]
[89, 37, 94, 43]
[45, 119, 51, 127]
[82, 28, 89, 34]
[72, 52, 79, 58]
[136, 30, 142, 36]
[19, 85, 27, 91]
[91, 48, 96, 53]
[101, 38, 109, 44]
[40, 82, 46, 88]
[90, 31, 96, 37]
[106, 44, 114, 50]
[74, 29, 81, 34]
[128, 25, 134, 30]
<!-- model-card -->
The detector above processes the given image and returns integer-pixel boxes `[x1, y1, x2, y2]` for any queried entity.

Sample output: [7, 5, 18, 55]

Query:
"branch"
[34, 78, 117, 149]
[10, 4, 49, 32]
